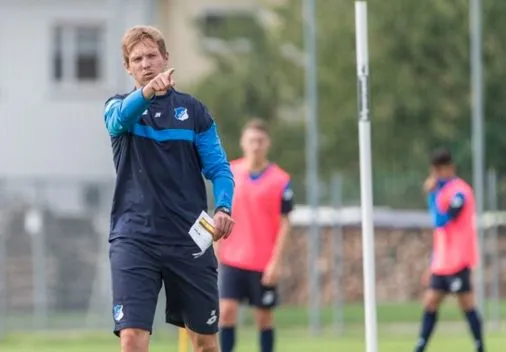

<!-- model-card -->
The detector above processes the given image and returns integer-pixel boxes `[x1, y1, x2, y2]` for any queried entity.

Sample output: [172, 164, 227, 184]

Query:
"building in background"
[0, 0, 273, 212]
[0, 0, 156, 212]
[155, 0, 262, 85]
[0, 0, 276, 179]
[0, 0, 156, 180]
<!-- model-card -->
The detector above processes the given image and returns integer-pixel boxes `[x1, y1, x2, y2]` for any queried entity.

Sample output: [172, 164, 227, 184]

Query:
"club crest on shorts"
[113, 304, 124, 322]
[262, 290, 275, 305]
[450, 278, 462, 293]
[174, 107, 189, 121]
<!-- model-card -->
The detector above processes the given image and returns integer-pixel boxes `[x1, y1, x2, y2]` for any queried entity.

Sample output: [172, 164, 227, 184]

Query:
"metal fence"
[0, 175, 505, 337]
[0, 178, 114, 334]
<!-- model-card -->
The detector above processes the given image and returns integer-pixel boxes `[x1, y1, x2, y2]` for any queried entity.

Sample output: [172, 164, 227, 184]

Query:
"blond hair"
[121, 25, 167, 64]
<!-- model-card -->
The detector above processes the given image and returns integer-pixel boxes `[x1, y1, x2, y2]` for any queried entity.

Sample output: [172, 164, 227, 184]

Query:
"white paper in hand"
[188, 211, 215, 258]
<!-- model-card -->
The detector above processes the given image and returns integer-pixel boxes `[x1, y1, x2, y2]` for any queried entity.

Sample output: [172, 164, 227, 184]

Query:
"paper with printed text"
[188, 211, 215, 258]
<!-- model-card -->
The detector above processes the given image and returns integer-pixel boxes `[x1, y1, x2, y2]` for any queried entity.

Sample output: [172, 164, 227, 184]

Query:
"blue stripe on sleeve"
[104, 89, 151, 137]
[132, 124, 195, 142]
[195, 123, 234, 209]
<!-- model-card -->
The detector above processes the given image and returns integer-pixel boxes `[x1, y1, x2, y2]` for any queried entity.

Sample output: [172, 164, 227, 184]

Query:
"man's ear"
[163, 52, 169, 67]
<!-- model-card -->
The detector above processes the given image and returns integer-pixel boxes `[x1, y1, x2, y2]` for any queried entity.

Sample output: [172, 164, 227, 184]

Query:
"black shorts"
[218, 264, 278, 309]
[430, 267, 472, 294]
[109, 238, 219, 336]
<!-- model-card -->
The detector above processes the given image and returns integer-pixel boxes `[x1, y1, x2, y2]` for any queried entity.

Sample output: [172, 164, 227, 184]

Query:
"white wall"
[0, 0, 151, 179]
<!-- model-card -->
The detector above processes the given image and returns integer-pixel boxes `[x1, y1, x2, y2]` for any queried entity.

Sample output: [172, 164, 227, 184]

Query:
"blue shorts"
[430, 267, 472, 294]
[109, 238, 219, 336]
[218, 264, 278, 309]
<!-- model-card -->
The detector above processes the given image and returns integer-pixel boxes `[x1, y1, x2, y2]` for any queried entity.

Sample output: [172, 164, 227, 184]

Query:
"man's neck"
[245, 159, 269, 173]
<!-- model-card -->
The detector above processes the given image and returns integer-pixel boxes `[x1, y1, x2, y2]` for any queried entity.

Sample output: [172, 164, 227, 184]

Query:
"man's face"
[431, 164, 454, 179]
[240, 128, 270, 162]
[124, 38, 168, 87]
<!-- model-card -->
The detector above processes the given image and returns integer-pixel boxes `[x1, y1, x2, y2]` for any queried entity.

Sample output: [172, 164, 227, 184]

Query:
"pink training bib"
[431, 178, 478, 275]
[217, 158, 290, 272]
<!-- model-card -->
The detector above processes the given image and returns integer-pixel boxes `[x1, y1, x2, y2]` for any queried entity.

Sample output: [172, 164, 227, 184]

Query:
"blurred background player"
[217, 119, 294, 352]
[414, 148, 484, 352]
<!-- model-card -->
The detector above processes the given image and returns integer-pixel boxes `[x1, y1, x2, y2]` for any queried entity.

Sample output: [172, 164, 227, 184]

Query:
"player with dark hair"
[414, 148, 484, 352]
[103, 25, 235, 352]
[217, 119, 293, 352]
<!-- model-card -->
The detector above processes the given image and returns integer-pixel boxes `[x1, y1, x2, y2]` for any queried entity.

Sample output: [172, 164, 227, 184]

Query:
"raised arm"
[104, 69, 175, 136]
[104, 88, 153, 136]
[427, 191, 465, 228]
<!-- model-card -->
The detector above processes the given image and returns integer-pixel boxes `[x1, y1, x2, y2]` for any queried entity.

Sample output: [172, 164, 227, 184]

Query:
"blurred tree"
[190, 0, 506, 207]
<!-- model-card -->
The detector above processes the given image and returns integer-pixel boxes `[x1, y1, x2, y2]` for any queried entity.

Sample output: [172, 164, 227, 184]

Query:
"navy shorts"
[430, 267, 472, 294]
[109, 238, 219, 336]
[218, 264, 278, 309]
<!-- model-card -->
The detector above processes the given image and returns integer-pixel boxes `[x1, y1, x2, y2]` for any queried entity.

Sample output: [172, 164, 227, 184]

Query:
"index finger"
[165, 68, 175, 78]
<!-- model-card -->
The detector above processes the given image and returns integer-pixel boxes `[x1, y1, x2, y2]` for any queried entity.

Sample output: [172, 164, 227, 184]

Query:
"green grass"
[1, 327, 505, 352]
[6, 300, 506, 330]
[2, 301, 506, 351]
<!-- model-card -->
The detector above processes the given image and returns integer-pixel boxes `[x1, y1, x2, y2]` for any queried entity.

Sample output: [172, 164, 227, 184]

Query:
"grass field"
[1, 301, 505, 351]
[1, 329, 505, 352]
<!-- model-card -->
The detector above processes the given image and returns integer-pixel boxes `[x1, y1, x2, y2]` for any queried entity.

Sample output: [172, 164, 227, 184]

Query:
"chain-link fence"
[1, 175, 505, 338]
[0, 179, 112, 334]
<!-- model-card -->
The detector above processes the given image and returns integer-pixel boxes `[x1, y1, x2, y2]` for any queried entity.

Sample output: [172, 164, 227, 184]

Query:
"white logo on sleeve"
[451, 196, 463, 207]
[206, 310, 217, 325]
[283, 188, 293, 201]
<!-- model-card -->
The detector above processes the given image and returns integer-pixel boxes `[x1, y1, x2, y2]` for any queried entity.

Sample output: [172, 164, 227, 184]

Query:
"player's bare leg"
[120, 328, 149, 352]
[457, 292, 485, 352]
[219, 299, 239, 352]
[254, 308, 274, 352]
[187, 329, 220, 352]
[414, 289, 446, 352]
[424, 289, 446, 311]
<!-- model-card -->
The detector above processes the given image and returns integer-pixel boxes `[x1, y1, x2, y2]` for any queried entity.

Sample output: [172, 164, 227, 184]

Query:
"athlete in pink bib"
[217, 119, 293, 352]
[414, 148, 485, 352]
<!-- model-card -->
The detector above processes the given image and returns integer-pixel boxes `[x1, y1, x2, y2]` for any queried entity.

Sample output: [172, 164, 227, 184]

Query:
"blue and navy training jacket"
[103, 88, 234, 245]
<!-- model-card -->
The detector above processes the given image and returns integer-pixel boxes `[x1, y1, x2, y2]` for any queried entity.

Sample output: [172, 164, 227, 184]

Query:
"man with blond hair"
[103, 25, 235, 352]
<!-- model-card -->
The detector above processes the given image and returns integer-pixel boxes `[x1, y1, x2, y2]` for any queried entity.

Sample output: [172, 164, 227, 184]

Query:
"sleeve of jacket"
[193, 100, 235, 210]
[104, 88, 152, 136]
[427, 191, 465, 228]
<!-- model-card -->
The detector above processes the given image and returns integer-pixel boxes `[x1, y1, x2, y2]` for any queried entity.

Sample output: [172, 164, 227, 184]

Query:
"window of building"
[52, 24, 104, 83]
[198, 9, 261, 53]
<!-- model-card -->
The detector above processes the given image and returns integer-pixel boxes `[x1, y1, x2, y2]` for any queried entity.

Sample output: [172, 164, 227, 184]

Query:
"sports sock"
[260, 328, 274, 352]
[220, 326, 236, 352]
[414, 310, 438, 352]
[465, 309, 484, 352]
